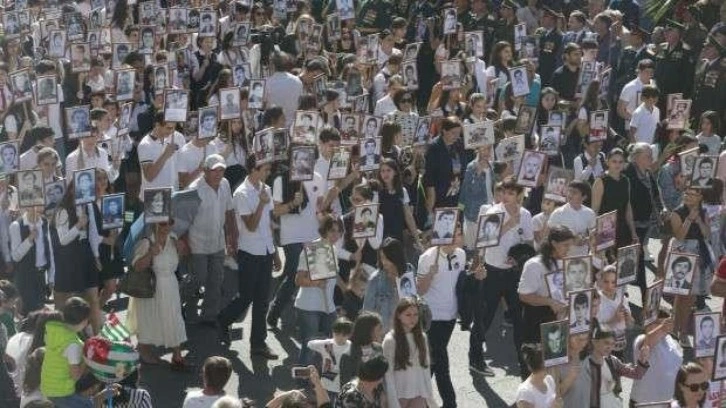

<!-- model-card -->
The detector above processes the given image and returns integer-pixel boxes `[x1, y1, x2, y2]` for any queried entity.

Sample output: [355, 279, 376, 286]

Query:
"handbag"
[119, 238, 155, 298]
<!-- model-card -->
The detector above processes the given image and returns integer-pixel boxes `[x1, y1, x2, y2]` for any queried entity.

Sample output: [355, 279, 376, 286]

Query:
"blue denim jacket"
[362, 269, 399, 332]
[458, 160, 491, 222]
[658, 161, 682, 211]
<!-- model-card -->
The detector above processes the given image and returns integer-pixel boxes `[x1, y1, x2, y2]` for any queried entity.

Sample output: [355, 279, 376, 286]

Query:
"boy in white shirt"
[307, 318, 353, 403]
[182, 356, 233, 408]
[629, 84, 661, 144]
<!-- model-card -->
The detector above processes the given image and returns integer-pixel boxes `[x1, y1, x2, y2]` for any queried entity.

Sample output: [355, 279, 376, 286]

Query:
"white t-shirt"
[417, 246, 465, 321]
[234, 178, 275, 255]
[630, 334, 683, 404]
[619, 77, 651, 115]
[137, 132, 186, 200]
[273, 174, 323, 245]
[6, 331, 33, 390]
[548, 203, 596, 256]
[182, 390, 222, 408]
[483, 203, 533, 269]
[630, 104, 660, 144]
[518, 255, 563, 298]
[307, 339, 351, 393]
[515, 375, 557, 408]
[176, 141, 219, 175]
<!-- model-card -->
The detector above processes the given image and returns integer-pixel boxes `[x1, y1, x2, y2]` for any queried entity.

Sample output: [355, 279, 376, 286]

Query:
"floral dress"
[335, 378, 386, 408]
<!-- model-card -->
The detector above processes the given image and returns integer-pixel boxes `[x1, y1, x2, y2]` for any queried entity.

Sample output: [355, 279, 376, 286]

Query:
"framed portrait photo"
[616, 244, 639, 285]
[667, 99, 692, 130]
[340, 113, 360, 145]
[152, 65, 168, 94]
[440, 60, 461, 91]
[564, 255, 592, 294]
[167, 8, 188, 34]
[463, 121, 495, 149]
[403, 42, 420, 62]
[326, 14, 341, 40]
[361, 115, 382, 140]
[548, 110, 566, 128]
[541, 320, 569, 368]
[219, 87, 241, 120]
[509, 66, 530, 97]
[679, 147, 699, 179]
[9, 70, 33, 103]
[112, 43, 132, 69]
[514, 22, 527, 50]
[666, 93, 683, 115]
[117, 102, 133, 136]
[402, 61, 419, 91]
[353, 94, 369, 113]
[516, 150, 546, 188]
[290, 146, 316, 182]
[497, 134, 525, 164]
[0, 141, 19, 175]
[595, 210, 617, 252]
[543, 167, 573, 203]
[232, 63, 250, 87]
[143, 187, 172, 224]
[713, 335, 726, 380]
[352, 203, 379, 239]
[431, 207, 459, 246]
[694, 312, 721, 358]
[413, 116, 431, 146]
[588, 110, 609, 142]
[17, 170, 44, 208]
[514, 105, 537, 135]
[336, 0, 355, 20]
[568, 289, 593, 335]
[476, 212, 503, 248]
[293, 110, 320, 145]
[663, 251, 698, 296]
[65, 105, 92, 139]
[164, 89, 189, 123]
[358, 137, 381, 172]
[598, 68, 612, 100]
[328, 147, 351, 180]
[70, 43, 91, 73]
[43, 179, 66, 213]
[184, 111, 198, 139]
[248, 79, 265, 109]
[115, 69, 135, 102]
[464, 31, 484, 58]
[643, 280, 664, 326]
[545, 272, 566, 306]
[539, 125, 561, 156]
[3, 12, 22, 38]
[73, 168, 96, 205]
[101, 193, 125, 230]
[196, 105, 218, 139]
[689, 155, 718, 189]
[304, 240, 338, 281]
[271, 129, 289, 161]
[137, 26, 156, 54]
[48, 29, 66, 58]
[198, 10, 217, 37]
[253, 128, 274, 164]
[442, 8, 458, 35]
[233, 22, 250, 46]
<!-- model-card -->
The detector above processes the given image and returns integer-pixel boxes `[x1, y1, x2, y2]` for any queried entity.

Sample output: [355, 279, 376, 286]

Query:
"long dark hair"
[377, 158, 403, 197]
[491, 41, 513, 77]
[378, 237, 405, 277]
[350, 311, 382, 351]
[392, 298, 428, 370]
[540, 226, 575, 270]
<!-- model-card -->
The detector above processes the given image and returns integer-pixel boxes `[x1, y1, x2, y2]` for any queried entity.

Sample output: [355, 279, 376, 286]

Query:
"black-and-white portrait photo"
[617, 244, 639, 285]
[112, 43, 131, 69]
[197, 106, 218, 139]
[143, 187, 172, 224]
[187, 8, 201, 31]
[198, 10, 217, 37]
[402, 62, 418, 91]
[118, 102, 133, 135]
[290, 146, 315, 182]
[336, 0, 355, 20]
[678, 147, 699, 179]
[464, 31, 484, 58]
[254, 128, 274, 164]
[234, 22, 250, 46]
[667, 99, 692, 130]
[70, 43, 91, 73]
[10, 70, 33, 103]
[443, 8, 457, 35]
[353, 204, 379, 239]
[361, 115, 382, 139]
[643, 280, 664, 326]
[153, 65, 168, 94]
[44, 180, 65, 213]
[509, 66, 530, 97]
[219, 87, 241, 120]
[138, 26, 155, 54]
[272, 129, 289, 161]
[514, 23, 527, 50]
[564, 255, 591, 294]
[476, 212, 503, 248]
[35, 75, 58, 105]
[358, 137, 381, 171]
[232, 64, 250, 87]
[403, 42, 420, 61]
[595, 210, 617, 251]
[589, 110, 609, 142]
[340, 113, 360, 145]
[713, 335, 726, 380]
[514, 105, 536, 135]
[18, 170, 44, 208]
[440, 60, 461, 91]
[304, 240, 338, 281]
[397, 270, 417, 298]
[431, 207, 458, 246]
[663, 252, 698, 296]
[539, 125, 561, 156]
[74, 168, 96, 205]
[543, 166, 573, 203]
[328, 147, 351, 180]
[541, 320, 569, 367]
[3, 13, 21, 38]
[326, 14, 341, 40]
[248, 80, 265, 109]
[48, 30, 66, 58]
[65, 106, 91, 139]
[65, 12, 84, 41]
[690, 155, 718, 188]
[463, 121, 494, 149]
[496, 134, 525, 163]
[694, 312, 720, 358]
[569, 289, 593, 334]
[165, 89, 189, 123]
[414, 116, 431, 146]
[168, 8, 188, 34]
[293, 111, 319, 144]
[0, 141, 19, 175]
[548, 111, 565, 127]
[545, 272, 566, 305]
[516, 150, 545, 188]
[101, 193, 125, 230]
[115, 69, 135, 101]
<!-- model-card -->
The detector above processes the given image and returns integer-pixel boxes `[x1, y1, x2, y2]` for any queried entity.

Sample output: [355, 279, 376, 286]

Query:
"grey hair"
[628, 142, 652, 162]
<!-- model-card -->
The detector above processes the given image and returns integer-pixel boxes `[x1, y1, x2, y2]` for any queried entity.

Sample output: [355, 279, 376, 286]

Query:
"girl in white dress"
[515, 344, 560, 408]
[127, 222, 188, 369]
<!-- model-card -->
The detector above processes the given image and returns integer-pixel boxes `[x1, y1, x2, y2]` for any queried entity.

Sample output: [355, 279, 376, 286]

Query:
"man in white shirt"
[548, 180, 596, 256]
[217, 155, 281, 360]
[617, 59, 656, 123]
[19, 126, 57, 171]
[137, 112, 185, 200]
[572, 139, 605, 185]
[629, 84, 661, 144]
[265, 51, 303, 126]
[186, 155, 237, 324]
[176, 137, 219, 189]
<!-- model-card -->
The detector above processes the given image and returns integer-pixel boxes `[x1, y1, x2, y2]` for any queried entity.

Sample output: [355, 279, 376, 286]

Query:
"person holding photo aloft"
[65, 123, 118, 183]
[336, 183, 384, 280]
[9, 205, 52, 316]
[596, 266, 634, 355]
[630, 315, 683, 406]
[91, 169, 124, 310]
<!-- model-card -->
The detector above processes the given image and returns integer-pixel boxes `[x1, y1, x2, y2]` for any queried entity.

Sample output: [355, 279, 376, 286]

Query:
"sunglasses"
[683, 382, 709, 392]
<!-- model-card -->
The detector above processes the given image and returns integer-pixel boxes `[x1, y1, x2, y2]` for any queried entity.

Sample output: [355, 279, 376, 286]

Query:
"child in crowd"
[182, 356, 233, 408]
[0, 280, 19, 338]
[40, 296, 92, 408]
[307, 317, 354, 403]
[21, 347, 46, 407]
[532, 198, 558, 249]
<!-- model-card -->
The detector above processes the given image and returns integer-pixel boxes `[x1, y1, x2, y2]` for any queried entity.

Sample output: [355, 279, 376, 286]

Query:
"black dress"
[94, 202, 124, 283]
[51, 206, 99, 293]
[598, 173, 633, 246]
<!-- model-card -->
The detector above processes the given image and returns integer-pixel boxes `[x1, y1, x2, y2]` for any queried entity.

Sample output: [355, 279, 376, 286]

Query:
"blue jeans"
[49, 394, 94, 408]
[268, 243, 304, 320]
[297, 308, 335, 366]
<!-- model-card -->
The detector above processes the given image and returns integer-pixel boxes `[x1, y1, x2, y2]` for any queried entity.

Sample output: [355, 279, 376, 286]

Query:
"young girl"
[339, 312, 384, 387]
[382, 298, 436, 408]
[696, 111, 721, 155]
[93, 169, 123, 308]
[596, 266, 634, 355]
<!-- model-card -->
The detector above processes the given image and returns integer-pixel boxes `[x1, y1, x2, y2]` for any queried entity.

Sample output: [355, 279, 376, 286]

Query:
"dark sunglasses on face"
[683, 382, 709, 392]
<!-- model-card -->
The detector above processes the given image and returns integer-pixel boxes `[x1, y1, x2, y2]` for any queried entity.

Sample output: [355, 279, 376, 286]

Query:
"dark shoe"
[266, 312, 279, 329]
[470, 359, 495, 377]
[251, 345, 279, 360]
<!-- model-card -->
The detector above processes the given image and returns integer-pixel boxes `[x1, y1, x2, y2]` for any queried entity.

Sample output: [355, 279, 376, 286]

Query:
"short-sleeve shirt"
[518, 255, 561, 298]
[629, 104, 660, 144]
[483, 203, 534, 269]
[188, 176, 233, 254]
[176, 141, 219, 174]
[234, 177, 275, 255]
[137, 131, 186, 200]
[417, 246, 465, 321]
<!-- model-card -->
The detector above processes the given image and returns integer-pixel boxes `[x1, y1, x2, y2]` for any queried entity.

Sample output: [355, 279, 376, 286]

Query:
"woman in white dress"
[127, 221, 188, 369]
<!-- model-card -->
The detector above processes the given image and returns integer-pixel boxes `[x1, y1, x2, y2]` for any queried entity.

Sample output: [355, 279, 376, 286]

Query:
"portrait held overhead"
[0, 1, 725, 407]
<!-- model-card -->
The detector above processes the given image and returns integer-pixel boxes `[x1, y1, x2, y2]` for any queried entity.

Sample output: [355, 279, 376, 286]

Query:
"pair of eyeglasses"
[683, 382, 709, 392]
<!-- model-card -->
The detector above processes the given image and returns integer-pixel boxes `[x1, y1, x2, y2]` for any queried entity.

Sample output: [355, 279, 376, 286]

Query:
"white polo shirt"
[177, 141, 219, 175]
[619, 77, 653, 116]
[137, 131, 186, 200]
[234, 177, 275, 256]
[630, 103, 660, 144]
[272, 174, 323, 246]
[188, 176, 233, 254]
[417, 246, 465, 321]
[518, 255, 563, 298]
[548, 203, 596, 256]
[483, 203, 533, 269]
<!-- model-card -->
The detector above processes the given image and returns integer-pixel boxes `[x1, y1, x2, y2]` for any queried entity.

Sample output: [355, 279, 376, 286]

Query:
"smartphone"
[291, 367, 311, 379]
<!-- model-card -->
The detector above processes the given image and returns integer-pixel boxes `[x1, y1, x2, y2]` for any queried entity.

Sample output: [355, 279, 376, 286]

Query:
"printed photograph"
[74, 168, 96, 205]
[304, 240, 338, 281]
[431, 207, 458, 246]
[18, 170, 44, 208]
[143, 187, 172, 224]
[290, 146, 316, 182]
[475, 212, 503, 248]
[101, 193, 125, 230]
[541, 320, 569, 367]
[352, 203, 379, 239]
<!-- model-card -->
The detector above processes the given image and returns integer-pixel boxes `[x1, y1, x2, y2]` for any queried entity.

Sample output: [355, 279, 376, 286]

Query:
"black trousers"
[14, 265, 46, 315]
[634, 226, 649, 302]
[428, 319, 457, 408]
[267, 243, 304, 321]
[218, 250, 273, 348]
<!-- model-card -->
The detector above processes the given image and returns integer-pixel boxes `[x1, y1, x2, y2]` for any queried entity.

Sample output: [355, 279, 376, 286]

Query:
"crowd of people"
[0, 0, 726, 407]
